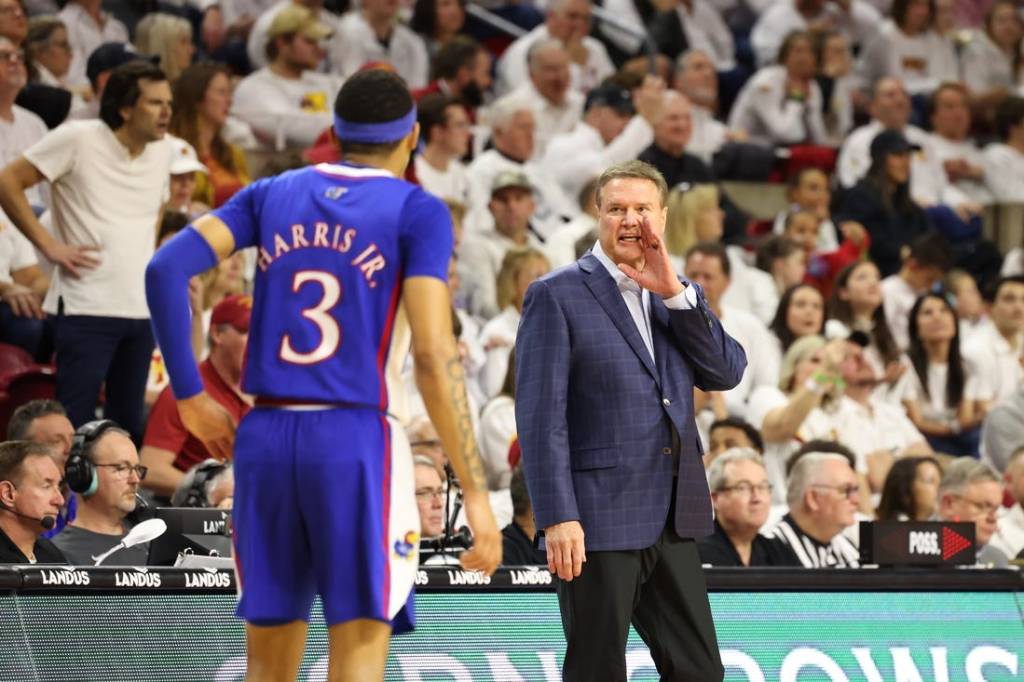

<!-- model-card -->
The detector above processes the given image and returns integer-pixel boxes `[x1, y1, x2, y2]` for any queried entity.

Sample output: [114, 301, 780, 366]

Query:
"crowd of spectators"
[0, 0, 1022, 571]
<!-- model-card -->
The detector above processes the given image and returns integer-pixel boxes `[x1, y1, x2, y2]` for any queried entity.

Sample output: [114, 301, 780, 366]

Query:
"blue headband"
[333, 106, 417, 144]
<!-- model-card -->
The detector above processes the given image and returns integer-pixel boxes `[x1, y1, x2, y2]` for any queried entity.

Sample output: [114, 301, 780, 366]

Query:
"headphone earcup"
[65, 454, 98, 496]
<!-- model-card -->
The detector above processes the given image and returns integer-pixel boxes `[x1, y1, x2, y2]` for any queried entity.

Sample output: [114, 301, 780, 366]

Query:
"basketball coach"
[515, 160, 746, 681]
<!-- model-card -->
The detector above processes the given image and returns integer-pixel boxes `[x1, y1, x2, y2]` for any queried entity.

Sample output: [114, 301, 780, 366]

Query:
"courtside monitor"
[147, 507, 233, 566]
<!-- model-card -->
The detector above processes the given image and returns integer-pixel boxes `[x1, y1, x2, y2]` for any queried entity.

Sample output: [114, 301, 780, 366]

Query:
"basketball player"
[145, 70, 501, 681]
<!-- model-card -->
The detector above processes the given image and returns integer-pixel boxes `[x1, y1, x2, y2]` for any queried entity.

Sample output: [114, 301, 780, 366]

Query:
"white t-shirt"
[902, 362, 984, 422]
[962, 323, 1023, 403]
[0, 221, 38, 284]
[24, 120, 173, 318]
[720, 305, 779, 417]
[414, 155, 470, 205]
[478, 394, 516, 491]
[329, 11, 429, 89]
[799, 395, 927, 472]
[746, 384, 797, 505]
[477, 305, 520, 399]
[231, 67, 340, 150]
[982, 143, 1024, 202]
[0, 106, 49, 208]
[58, 2, 129, 87]
[857, 22, 958, 96]
[880, 275, 921, 352]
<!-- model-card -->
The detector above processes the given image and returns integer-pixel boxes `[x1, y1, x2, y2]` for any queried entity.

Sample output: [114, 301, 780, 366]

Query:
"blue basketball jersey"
[211, 162, 453, 415]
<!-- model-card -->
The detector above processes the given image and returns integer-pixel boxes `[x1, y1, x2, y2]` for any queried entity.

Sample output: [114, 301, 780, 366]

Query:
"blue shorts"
[232, 406, 420, 631]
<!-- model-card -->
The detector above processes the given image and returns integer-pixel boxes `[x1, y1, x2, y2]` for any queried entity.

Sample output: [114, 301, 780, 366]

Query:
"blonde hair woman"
[135, 13, 194, 83]
[664, 184, 724, 266]
[480, 248, 550, 398]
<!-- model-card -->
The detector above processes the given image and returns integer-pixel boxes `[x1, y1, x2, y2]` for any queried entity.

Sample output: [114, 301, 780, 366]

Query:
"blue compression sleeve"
[145, 227, 219, 400]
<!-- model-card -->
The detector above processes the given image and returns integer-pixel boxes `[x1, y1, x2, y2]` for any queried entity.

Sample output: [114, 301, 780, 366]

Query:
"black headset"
[182, 459, 229, 508]
[65, 419, 120, 496]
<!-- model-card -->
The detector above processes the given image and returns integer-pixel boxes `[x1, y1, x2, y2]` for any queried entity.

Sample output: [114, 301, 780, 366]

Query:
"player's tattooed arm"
[444, 353, 488, 493]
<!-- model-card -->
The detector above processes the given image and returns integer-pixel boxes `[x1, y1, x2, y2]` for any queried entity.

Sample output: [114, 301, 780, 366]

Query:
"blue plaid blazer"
[515, 253, 747, 550]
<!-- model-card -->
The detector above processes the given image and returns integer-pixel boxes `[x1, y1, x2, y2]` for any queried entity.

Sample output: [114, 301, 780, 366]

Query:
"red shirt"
[143, 358, 250, 471]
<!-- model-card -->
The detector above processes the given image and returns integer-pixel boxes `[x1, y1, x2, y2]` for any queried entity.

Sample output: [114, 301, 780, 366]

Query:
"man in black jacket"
[698, 448, 799, 566]
[0, 440, 67, 564]
[639, 90, 749, 242]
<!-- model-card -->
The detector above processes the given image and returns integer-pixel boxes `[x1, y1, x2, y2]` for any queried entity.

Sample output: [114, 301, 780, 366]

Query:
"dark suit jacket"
[515, 253, 747, 551]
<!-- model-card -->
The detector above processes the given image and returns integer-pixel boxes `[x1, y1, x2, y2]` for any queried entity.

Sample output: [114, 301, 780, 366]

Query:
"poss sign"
[860, 521, 975, 566]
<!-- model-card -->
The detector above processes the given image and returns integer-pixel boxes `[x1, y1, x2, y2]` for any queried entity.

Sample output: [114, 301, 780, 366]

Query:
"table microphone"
[0, 504, 56, 530]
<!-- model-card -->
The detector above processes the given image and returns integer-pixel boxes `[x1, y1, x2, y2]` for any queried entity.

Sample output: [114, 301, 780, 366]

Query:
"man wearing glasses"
[771, 452, 862, 567]
[938, 458, 1009, 568]
[698, 448, 800, 566]
[52, 425, 150, 565]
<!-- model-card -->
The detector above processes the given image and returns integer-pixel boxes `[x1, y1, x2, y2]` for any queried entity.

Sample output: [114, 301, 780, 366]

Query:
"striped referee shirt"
[771, 514, 860, 568]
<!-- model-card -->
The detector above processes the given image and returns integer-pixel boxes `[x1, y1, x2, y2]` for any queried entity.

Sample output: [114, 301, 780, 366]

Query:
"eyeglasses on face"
[94, 463, 148, 481]
[0, 49, 24, 64]
[415, 487, 444, 501]
[810, 483, 859, 499]
[719, 481, 773, 496]
[949, 494, 999, 517]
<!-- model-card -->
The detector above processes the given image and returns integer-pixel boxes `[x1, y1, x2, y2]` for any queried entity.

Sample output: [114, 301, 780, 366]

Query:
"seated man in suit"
[516, 159, 746, 681]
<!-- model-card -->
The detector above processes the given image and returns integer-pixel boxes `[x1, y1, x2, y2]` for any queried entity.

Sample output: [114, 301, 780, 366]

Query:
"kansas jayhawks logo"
[394, 531, 419, 559]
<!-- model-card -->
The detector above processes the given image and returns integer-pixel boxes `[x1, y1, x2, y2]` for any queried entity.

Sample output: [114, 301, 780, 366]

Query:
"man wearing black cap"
[542, 75, 665, 202]
[69, 41, 153, 120]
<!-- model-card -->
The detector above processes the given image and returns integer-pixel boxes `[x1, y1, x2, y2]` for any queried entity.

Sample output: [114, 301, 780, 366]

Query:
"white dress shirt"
[508, 81, 584, 162]
[686, 105, 729, 164]
[675, 0, 736, 70]
[592, 239, 696, 366]
[541, 118, 654, 203]
[982, 143, 1024, 202]
[990, 503, 1024, 561]
[728, 65, 828, 146]
[496, 24, 615, 97]
[962, 323, 1023, 403]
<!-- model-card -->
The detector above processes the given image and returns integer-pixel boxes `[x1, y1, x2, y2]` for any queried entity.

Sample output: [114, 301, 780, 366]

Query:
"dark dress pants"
[555, 507, 724, 682]
[54, 311, 154, 442]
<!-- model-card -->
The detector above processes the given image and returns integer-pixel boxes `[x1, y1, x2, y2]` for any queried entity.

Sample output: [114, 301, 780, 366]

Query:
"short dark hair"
[995, 96, 1024, 141]
[99, 61, 167, 130]
[929, 81, 968, 118]
[891, 0, 934, 29]
[907, 232, 953, 271]
[417, 93, 460, 145]
[333, 69, 415, 158]
[787, 439, 857, 477]
[986, 274, 1024, 303]
[709, 417, 764, 453]
[0, 441, 54, 486]
[431, 34, 480, 81]
[7, 400, 67, 441]
[685, 241, 731, 277]
[157, 211, 189, 245]
[755, 236, 802, 273]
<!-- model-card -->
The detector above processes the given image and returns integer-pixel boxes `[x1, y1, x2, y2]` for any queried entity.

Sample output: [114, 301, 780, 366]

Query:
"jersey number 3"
[280, 271, 341, 365]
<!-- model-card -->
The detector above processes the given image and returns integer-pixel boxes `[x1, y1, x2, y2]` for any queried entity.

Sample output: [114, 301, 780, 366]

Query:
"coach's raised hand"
[617, 216, 684, 299]
[177, 392, 237, 461]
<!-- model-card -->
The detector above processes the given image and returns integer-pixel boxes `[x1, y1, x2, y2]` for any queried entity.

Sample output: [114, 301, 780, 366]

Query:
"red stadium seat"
[0, 367, 56, 435]
[0, 343, 36, 388]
